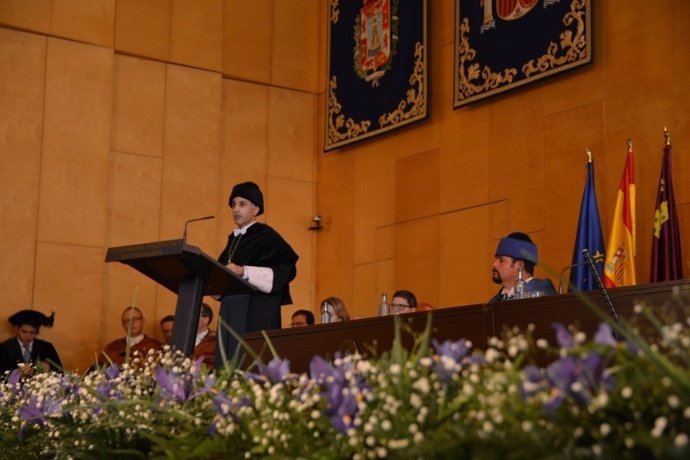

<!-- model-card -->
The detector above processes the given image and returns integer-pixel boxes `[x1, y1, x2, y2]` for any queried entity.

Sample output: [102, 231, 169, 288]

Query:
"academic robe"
[216, 222, 298, 366]
[193, 330, 216, 370]
[488, 277, 558, 303]
[101, 335, 163, 366]
[0, 337, 62, 376]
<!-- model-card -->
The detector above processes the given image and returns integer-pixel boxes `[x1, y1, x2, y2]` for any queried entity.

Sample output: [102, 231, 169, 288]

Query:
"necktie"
[22, 344, 31, 362]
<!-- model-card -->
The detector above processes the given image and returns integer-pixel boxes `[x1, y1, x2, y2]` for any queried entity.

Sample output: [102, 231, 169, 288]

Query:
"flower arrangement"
[1, 299, 690, 459]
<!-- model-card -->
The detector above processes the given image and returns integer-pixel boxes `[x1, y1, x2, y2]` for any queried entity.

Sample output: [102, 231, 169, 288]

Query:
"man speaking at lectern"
[216, 181, 298, 367]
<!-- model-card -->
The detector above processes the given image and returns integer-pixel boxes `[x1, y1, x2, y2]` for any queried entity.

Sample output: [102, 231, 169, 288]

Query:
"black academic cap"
[8, 309, 55, 328]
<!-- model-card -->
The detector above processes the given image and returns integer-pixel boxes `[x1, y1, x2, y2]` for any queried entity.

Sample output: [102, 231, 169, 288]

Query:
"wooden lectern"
[105, 240, 255, 355]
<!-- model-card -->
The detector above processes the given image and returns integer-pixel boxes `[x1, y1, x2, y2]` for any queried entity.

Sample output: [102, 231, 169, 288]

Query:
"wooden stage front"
[244, 280, 690, 373]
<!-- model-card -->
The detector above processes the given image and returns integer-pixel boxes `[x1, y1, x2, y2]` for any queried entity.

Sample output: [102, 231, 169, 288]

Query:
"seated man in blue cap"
[489, 232, 557, 302]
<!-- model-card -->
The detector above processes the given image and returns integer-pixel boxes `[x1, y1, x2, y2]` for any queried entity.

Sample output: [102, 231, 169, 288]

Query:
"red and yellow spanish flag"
[603, 145, 636, 288]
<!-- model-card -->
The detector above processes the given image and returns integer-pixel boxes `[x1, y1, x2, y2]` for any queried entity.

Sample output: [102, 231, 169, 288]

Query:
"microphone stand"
[182, 215, 215, 244]
[582, 248, 622, 341]
[558, 257, 604, 294]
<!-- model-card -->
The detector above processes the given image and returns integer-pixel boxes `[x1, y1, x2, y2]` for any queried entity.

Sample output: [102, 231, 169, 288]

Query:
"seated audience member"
[0, 309, 62, 378]
[193, 303, 216, 369]
[391, 290, 417, 314]
[100, 306, 163, 366]
[291, 309, 315, 327]
[160, 315, 175, 345]
[321, 297, 350, 322]
[489, 232, 557, 303]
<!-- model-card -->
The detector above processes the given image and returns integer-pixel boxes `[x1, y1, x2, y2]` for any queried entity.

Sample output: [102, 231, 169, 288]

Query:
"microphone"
[558, 254, 604, 294]
[182, 215, 214, 244]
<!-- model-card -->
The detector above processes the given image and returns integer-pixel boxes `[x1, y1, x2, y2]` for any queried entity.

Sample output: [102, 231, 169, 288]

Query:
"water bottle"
[378, 292, 389, 316]
[320, 301, 332, 324]
[514, 268, 528, 299]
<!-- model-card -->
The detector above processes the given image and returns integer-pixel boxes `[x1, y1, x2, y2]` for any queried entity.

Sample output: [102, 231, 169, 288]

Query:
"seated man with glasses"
[100, 306, 163, 366]
[391, 290, 417, 314]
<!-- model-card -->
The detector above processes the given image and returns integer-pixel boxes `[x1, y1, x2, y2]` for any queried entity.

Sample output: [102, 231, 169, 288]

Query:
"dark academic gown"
[0, 337, 62, 376]
[488, 278, 558, 303]
[216, 222, 298, 366]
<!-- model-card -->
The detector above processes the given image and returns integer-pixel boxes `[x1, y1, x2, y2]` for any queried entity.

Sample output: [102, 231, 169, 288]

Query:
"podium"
[105, 239, 255, 355]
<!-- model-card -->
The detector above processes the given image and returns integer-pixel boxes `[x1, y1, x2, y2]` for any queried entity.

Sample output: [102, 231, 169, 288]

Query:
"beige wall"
[0, 0, 319, 372]
[1, 1, 689, 371]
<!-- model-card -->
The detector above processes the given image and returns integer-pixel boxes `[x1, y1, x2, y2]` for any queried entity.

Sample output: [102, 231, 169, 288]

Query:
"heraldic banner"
[325, 0, 428, 151]
[454, 0, 592, 108]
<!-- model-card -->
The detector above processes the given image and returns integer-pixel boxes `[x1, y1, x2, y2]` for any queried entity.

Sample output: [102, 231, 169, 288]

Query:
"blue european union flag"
[569, 159, 605, 292]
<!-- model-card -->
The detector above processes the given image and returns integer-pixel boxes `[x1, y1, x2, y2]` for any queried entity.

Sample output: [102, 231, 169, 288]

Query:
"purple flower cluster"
[155, 358, 214, 404]
[310, 355, 367, 433]
[245, 357, 291, 385]
[431, 338, 481, 382]
[522, 322, 616, 412]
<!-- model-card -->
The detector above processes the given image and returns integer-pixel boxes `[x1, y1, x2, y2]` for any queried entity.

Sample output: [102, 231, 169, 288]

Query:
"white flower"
[600, 423, 610, 436]
[652, 417, 667, 438]
[381, 420, 392, 431]
[621, 386, 633, 399]
[624, 437, 634, 448]
[521, 421, 533, 432]
[389, 364, 401, 375]
[536, 339, 548, 349]
[674, 433, 688, 447]
[668, 395, 680, 408]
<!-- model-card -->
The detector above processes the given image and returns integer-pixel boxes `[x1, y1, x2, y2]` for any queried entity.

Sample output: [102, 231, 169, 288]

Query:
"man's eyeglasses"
[391, 303, 410, 309]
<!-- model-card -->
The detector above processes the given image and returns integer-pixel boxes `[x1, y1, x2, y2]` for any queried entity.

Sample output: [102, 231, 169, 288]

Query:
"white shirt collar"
[195, 329, 209, 346]
[127, 334, 145, 346]
[18, 338, 33, 350]
[233, 221, 257, 237]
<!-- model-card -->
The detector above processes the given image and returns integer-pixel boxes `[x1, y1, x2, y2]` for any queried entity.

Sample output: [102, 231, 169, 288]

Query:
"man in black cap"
[0, 309, 62, 377]
[489, 232, 557, 302]
[216, 181, 299, 367]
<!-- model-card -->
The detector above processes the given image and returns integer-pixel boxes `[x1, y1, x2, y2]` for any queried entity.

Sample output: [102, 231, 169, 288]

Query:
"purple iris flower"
[552, 323, 575, 349]
[594, 322, 617, 346]
[432, 339, 470, 362]
[19, 395, 62, 424]
[539, 351, 614, 412]
[309, 355, 365, 433]
[245, 357, 291, 385]
[155, 367, 194, 404]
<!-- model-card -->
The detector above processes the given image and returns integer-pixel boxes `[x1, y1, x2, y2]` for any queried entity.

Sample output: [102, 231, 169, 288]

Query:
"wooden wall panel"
[39, 38, 112, 248]
[395, 149, 440, 223]
[170, 0, 223, 72]
[0, 30, 45, 310]
[34, 242, 104, 372]
[50, 0, 115, 47]
[223, 0, 272, 83]
[267, 87, 316, 182]
[395, 216, 439, 308]
[439, 207, 493, 307]
[160, 65, 221, 244]
[0, 0, 50, 33]
[315, 152, 355, 313]
[115, 0, 171, 61]
[112, 55, 166, 157]
[271, 0, 319, 92]
[353, 146, 395, 265]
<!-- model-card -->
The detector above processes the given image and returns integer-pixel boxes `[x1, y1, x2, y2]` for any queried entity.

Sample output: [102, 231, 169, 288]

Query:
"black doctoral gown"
[0, 337, 62, 378]
[215, 222, 298, 367]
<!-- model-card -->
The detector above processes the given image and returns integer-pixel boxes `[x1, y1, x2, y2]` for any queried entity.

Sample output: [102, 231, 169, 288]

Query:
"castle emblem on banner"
[353, 0, 399, 86]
